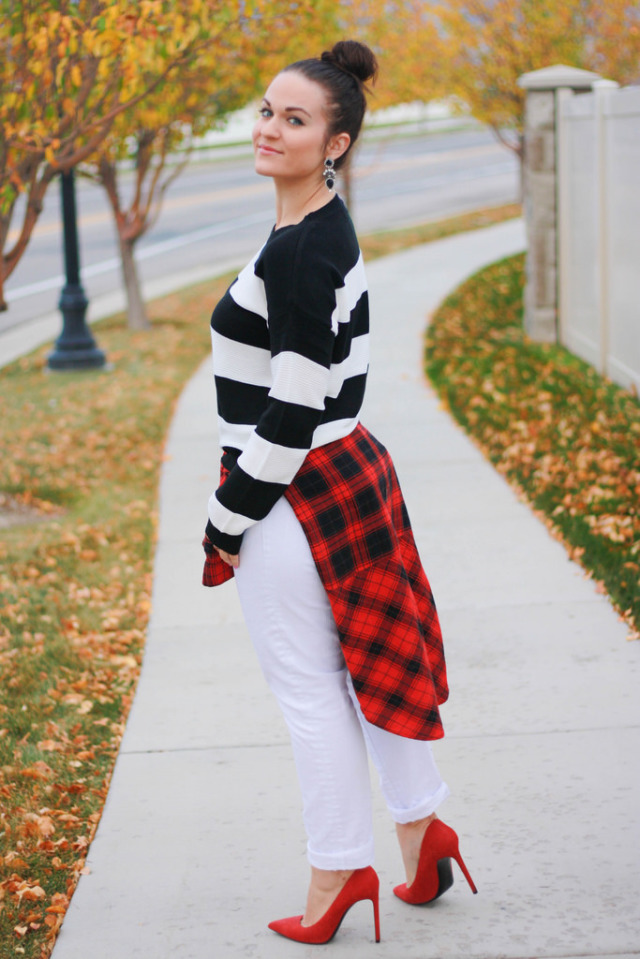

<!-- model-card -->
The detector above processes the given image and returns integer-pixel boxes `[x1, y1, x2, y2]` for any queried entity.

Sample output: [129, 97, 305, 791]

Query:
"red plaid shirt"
[203, 424, 448, 741]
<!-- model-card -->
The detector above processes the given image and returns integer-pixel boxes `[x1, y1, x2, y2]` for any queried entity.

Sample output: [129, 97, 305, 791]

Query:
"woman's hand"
[215, 547, 239, 569]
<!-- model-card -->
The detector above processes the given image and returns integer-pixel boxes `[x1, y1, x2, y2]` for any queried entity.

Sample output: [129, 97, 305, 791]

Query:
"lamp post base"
[47, 348, 107, 371]
[47, 284, 106, 371]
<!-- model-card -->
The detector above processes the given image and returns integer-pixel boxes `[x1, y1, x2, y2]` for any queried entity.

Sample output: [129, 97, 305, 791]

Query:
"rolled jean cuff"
[307, 837, 376, 871]
[388, 781, 451, 825]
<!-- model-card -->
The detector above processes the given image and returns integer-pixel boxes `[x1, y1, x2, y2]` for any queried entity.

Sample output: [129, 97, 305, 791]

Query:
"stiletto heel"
[268, 866, 381, 944]
[372, 880, 381, 943]
[453, 847, 477, 894]
[394, 819, 477, 905]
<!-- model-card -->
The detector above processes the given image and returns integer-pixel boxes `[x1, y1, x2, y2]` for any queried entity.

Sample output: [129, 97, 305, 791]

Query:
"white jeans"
[234, 496, 450, 870]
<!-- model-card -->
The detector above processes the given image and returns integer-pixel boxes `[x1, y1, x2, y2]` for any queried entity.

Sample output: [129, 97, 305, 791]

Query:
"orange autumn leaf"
[20, 814, 55, 838]
[2, 856, 29, 870]
[37, 816, 56, 837]
[23, 910, 42, 924]
[14, 882, 46, 902]
[20, 761, 54, 781]
[37, 739, 66, 752]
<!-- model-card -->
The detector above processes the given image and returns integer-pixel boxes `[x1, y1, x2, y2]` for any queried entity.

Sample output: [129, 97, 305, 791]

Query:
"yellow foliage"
[430, 0, 640, 142]
[34, 29, 49, 54]
[0, 2, 223, 228]
[342, 0, 447, 107]
[87, 0, 340, 169]
[0, 0, 342, 299]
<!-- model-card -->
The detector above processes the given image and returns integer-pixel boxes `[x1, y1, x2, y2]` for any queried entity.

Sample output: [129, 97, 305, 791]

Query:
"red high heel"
[394, 819, 477, 905]
[268, 866, 381, 944]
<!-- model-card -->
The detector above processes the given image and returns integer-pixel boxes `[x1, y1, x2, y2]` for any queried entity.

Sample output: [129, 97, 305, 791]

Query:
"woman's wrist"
[205, 519, 243, 555]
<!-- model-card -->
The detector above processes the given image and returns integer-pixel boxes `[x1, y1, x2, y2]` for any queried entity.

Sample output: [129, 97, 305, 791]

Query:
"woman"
[202, 39, 476, 944]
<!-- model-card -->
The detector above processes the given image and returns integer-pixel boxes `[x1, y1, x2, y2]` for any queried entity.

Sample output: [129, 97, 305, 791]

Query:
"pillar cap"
[518, 64, 603, 91]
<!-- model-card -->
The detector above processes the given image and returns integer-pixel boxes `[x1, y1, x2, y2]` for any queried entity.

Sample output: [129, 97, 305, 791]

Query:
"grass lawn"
[0, 280, 230, 957]
[426, 253, 640, 637]
[1, 200, 516, 957]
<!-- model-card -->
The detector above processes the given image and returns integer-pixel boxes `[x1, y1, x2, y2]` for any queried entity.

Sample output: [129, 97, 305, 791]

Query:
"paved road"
[3, 126, 518, 334]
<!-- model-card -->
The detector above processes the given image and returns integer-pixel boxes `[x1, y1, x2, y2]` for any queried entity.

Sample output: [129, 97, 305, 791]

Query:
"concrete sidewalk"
[52, 219, 640, 959]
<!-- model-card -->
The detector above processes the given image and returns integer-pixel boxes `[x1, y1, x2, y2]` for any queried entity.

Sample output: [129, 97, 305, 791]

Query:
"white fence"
[557, 83, 640, 393]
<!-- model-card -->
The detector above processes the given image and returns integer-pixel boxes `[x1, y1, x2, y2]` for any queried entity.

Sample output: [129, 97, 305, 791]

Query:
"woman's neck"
[273, 177, 334, 230]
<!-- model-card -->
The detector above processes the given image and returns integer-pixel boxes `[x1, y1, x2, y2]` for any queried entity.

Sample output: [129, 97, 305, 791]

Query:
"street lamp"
[47, 168, 106, 370]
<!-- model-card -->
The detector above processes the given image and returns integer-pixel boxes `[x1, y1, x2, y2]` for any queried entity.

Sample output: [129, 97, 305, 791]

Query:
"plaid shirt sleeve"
[202, 463, 234, 587]
[284, 424, 448, 742]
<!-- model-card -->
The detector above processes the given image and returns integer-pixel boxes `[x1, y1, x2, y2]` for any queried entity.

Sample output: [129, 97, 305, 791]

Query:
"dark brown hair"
[284, 40, 378, 170]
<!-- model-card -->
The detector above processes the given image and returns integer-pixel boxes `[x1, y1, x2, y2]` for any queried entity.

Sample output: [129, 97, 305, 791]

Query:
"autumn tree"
[344, 0, 447, 108]
[80, 0, 341, 330]
[583, 0, 640, 85]
[432, 0, 640, 163]
[0, 0, 233, 312]
[312, 0, 450, 210]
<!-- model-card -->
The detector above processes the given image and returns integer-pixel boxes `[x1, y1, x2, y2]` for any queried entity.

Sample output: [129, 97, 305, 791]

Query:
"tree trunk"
[119, 235, 150, 330]
[491, 125, 525, 203]
[0, 214, 9, 311]
[341, 152, 354, 214]
[0, 261, 7, 311]
[0, 168, 52, 310]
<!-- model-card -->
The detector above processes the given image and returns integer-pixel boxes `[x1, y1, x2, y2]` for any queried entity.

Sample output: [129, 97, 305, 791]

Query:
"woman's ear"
[326, 131, 351, 162]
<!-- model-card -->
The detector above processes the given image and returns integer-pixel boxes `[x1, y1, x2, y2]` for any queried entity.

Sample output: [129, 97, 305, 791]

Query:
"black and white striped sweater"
[206, 195, 369, 553]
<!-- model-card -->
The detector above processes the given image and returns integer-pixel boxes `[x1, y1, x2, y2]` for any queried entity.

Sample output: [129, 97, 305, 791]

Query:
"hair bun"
[321, 40, 378, 86]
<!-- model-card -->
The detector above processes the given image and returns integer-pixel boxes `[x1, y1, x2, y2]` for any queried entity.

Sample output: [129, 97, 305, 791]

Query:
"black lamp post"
[47, 169, 106, 370]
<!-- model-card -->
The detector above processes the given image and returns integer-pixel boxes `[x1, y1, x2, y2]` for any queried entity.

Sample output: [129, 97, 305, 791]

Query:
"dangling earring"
[323, 157, 335, 190]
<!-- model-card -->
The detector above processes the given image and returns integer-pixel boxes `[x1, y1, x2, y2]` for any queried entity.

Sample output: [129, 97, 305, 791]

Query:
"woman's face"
[253, 70, 348, 184]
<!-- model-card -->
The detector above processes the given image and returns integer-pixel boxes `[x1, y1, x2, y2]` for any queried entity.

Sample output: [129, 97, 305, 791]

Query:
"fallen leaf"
[20, 761, 54, 780]
[15, 883, 46, 902]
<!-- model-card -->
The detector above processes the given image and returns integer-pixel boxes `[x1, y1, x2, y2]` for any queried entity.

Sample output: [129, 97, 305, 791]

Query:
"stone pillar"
[518, 65, 602, 342]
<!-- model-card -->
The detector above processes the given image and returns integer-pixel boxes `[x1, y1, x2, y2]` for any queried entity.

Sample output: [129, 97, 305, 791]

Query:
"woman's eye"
[258, 108, 302, 125]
